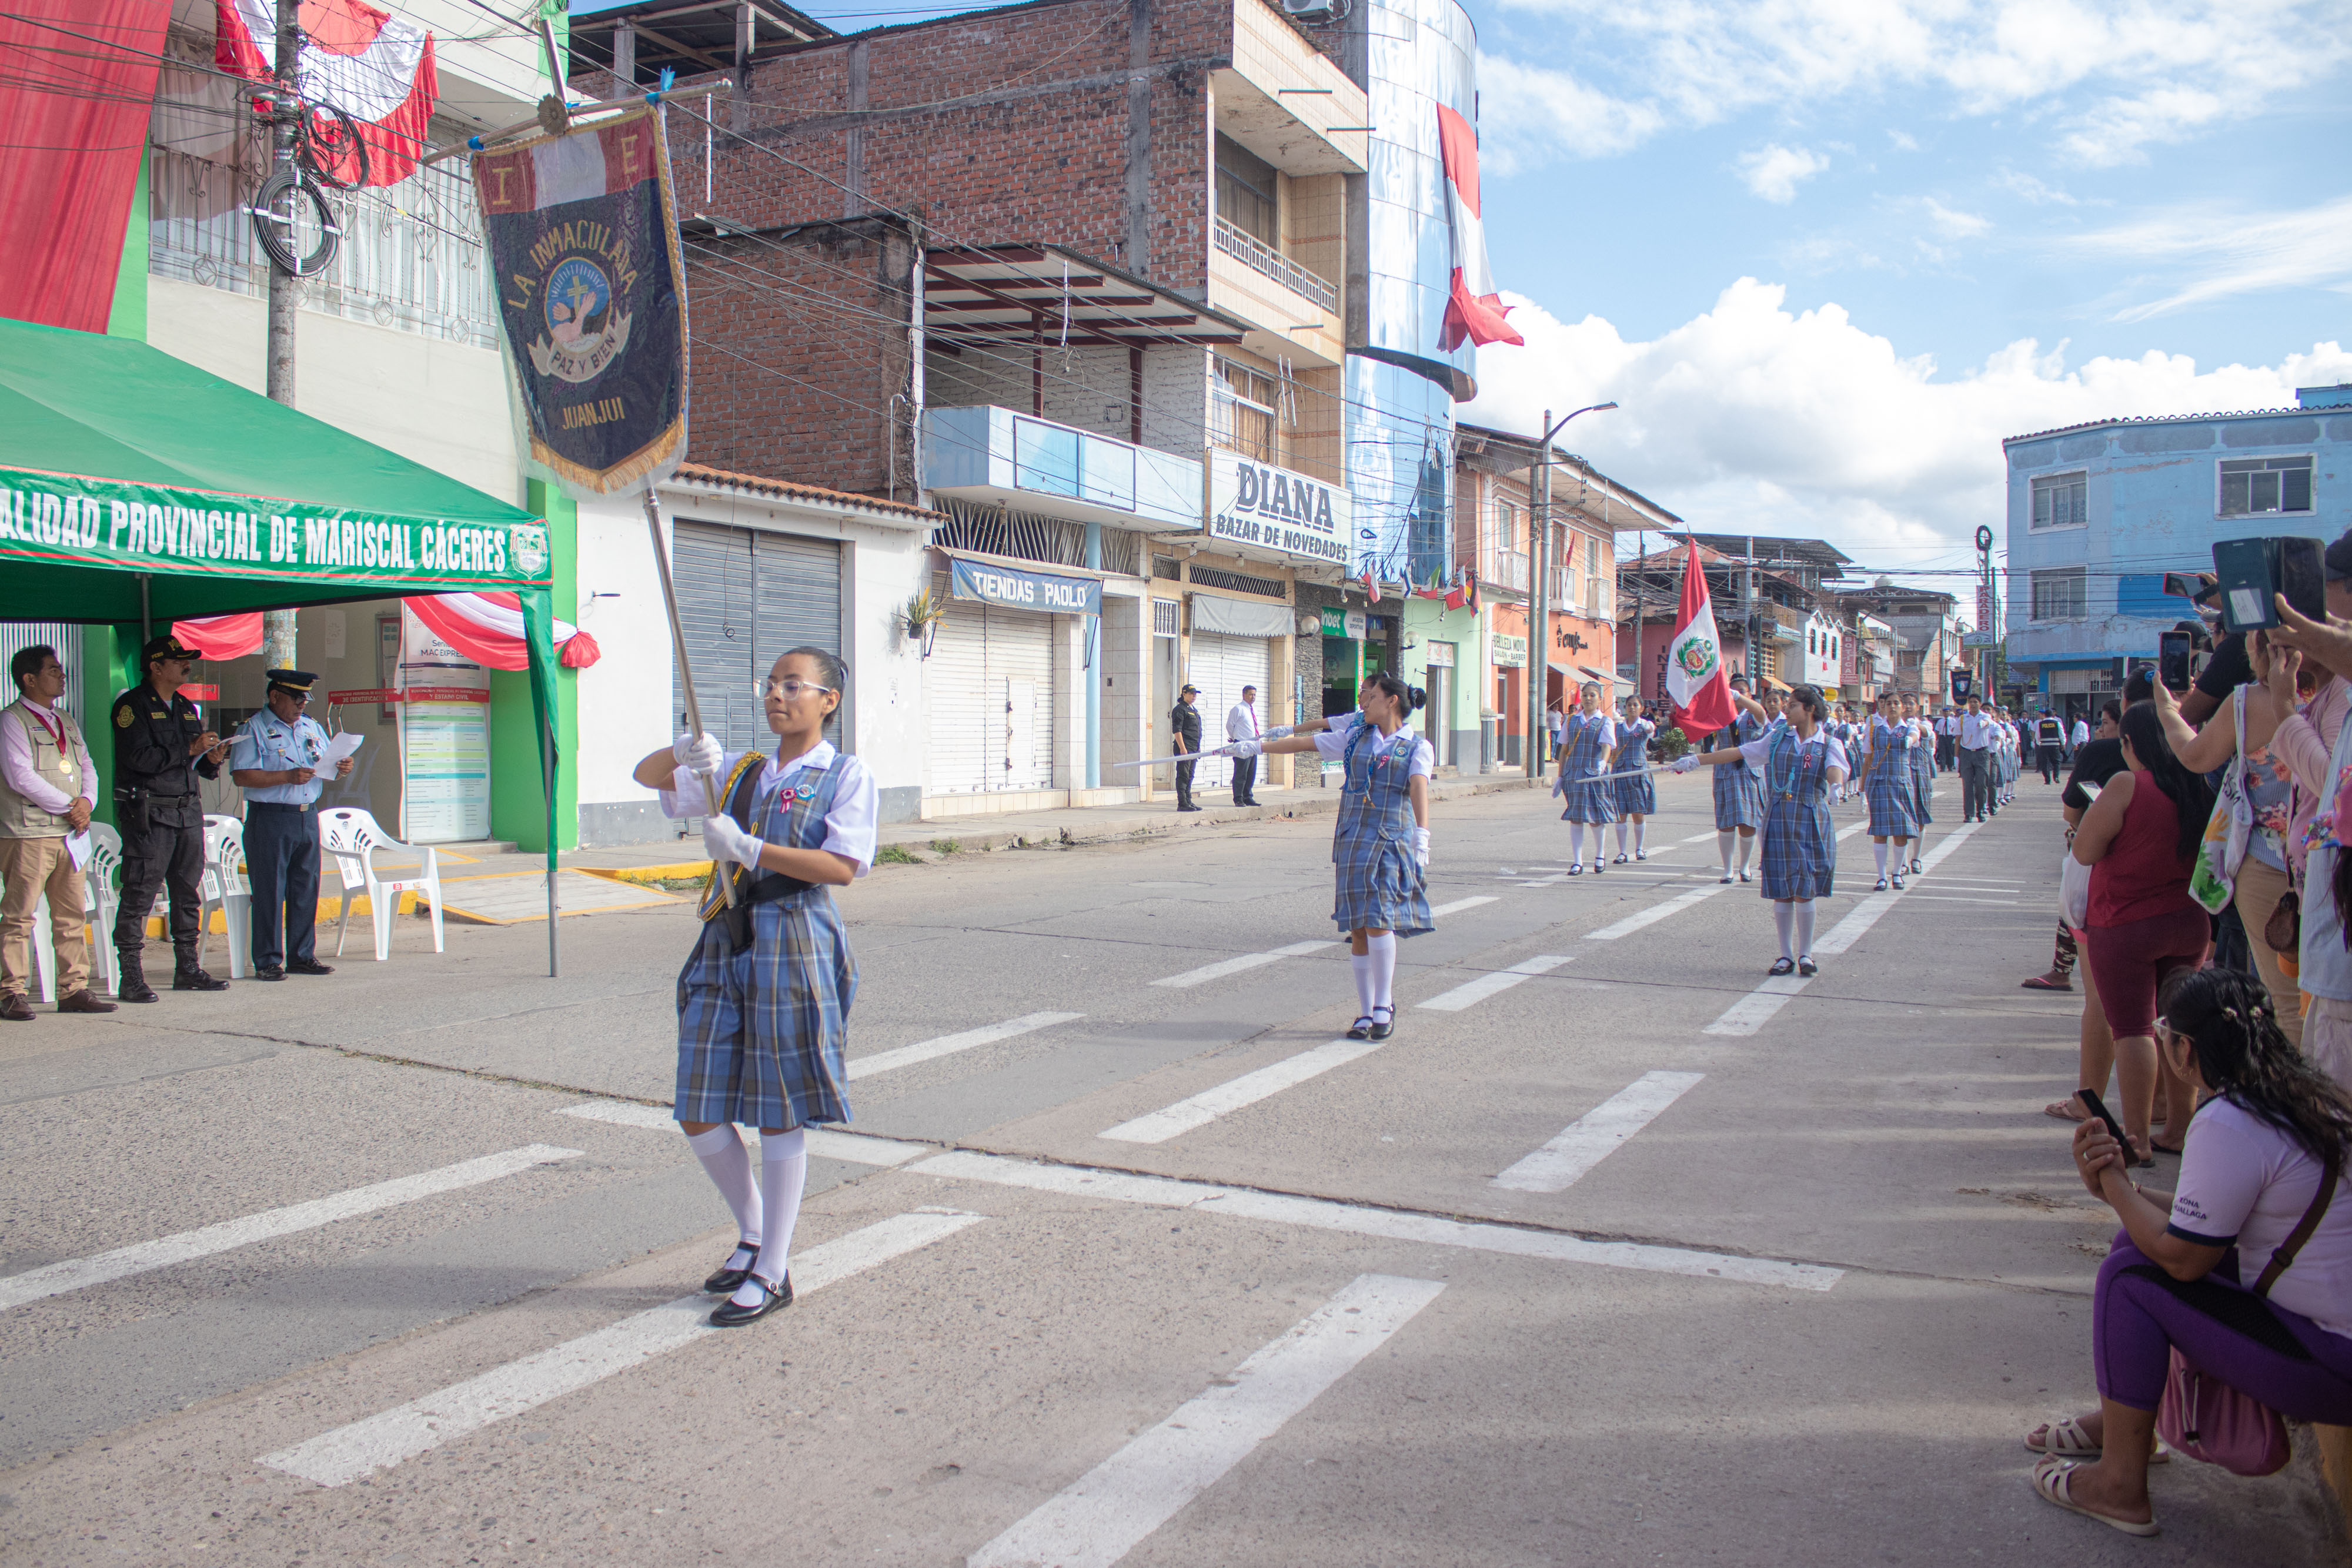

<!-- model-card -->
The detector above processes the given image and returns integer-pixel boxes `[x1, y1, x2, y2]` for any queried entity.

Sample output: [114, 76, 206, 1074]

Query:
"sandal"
[2043, 1095, 2089, 1122]
[2020, 974, 2073, 991]
[2024, 1416, 2103, 1460]
[2030, 1456, 2158, 1537]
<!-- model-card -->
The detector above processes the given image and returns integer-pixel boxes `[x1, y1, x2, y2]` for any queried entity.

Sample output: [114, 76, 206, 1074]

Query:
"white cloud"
[1736, 143, 1829, 203]
[1920, 198, 1990, 238]
[1998, 169, 2079, 206]
[1479, 1, 2352, 170]
[2063, 194, 2352, 320]
[1476, 55, 1666, 171]
[1887, 129, 1920, 152]
[1461, 279, 2352, 573]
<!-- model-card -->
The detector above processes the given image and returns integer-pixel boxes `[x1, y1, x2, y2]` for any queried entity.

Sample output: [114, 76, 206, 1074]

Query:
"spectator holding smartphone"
[2027, 967, 2352, 1537]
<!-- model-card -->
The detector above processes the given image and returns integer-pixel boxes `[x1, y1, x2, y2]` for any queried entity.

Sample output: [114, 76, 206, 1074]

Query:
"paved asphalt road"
[2, 773, 2344, 1566]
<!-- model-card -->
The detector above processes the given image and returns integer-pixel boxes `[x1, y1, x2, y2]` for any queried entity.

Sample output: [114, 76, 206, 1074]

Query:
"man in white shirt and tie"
[1957, 694, 1998, 823]
[2069, 713, 2089, 761]
[1226, 684, 1264, 806]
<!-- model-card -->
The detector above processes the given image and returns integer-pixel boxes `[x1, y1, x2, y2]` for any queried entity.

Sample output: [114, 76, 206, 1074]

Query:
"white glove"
[1263, 725, 1295, 740]
[673, 730, 724, 777]
[701, 813, 763, 868]
[1225, 738, 1263, 759]
[1412, 825, 1431, 868]
[1671, 754, 1699, 774]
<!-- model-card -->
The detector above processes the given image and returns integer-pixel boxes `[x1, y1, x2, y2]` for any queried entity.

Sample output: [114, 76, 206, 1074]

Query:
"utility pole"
[262, 0, 301, 670]
[1522, 401, 1616, 780]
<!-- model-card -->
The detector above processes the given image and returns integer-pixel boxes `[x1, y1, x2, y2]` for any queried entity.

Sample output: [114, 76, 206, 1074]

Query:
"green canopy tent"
[0, 317, 566, 975]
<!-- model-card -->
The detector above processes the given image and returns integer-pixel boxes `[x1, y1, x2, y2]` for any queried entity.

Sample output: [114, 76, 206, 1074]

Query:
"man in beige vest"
[2, 645, 115, 1019]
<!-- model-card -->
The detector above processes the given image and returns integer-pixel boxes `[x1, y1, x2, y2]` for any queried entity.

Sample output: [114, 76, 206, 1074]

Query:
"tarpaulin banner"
[475, 106, 687, 498]
[0, 470, 552, 590]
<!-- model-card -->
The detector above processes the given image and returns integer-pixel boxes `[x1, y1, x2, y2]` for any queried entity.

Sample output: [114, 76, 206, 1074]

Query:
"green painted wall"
[106, 156, 149, 340]
[488, 484, 578, 851]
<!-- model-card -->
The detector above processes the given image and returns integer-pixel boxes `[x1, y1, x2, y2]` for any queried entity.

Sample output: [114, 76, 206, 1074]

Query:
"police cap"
[265, 668, 320, 699]
[139, 633, 199, 667]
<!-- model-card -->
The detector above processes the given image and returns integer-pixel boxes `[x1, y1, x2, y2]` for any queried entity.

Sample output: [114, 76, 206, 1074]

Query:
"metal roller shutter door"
[928, 597, 1056, 794]
[670, 521, 843, 801]
[1186, 628, 1269, 791]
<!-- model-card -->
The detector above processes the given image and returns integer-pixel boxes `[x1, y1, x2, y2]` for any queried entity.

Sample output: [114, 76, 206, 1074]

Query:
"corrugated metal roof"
[2002, 407, 2320, 444]
[673, 462, 944, 520]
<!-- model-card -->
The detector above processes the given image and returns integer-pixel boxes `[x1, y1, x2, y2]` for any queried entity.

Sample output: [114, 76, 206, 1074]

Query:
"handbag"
[2266, 887, 2301, 955]
[2158, 1151, 2342, 1476]
[2190, 688, 2259, 914]
[2060, 842, 2093, 931]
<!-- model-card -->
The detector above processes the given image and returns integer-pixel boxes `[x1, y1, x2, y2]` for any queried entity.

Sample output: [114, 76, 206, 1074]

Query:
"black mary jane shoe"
[1738, 870, 1752, 884]
[1367, 1007, 1395, 1041]
[1768, 957, 1796, 977]
[1798, 957, 1819, 978]
[1347, 1015, 1376, 1041]
[709, 1272, 793, 1327]
[703, 1242, 761, 1296]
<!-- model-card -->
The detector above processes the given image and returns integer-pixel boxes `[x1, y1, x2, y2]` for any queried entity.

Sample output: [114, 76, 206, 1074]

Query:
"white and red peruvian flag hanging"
[1434, 105, 1523, 352]
[1664, 539, 1736, 734]
[406, 592, 600, 672]
[215, 0, 437, 188]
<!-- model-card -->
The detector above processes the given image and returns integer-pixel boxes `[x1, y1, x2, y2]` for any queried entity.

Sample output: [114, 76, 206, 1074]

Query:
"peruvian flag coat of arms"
[1665, 539, 1736, 733]
[1434, 105, 1524, 352]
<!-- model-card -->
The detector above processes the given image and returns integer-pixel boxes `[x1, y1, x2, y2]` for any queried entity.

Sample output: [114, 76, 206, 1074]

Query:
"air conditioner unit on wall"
[1281, 0, 1337, 18]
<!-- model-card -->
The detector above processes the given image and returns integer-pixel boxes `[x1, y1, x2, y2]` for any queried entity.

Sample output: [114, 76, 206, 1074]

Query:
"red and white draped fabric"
[406, 593, 600, 672]
[214, 0, 437, 187]
[1434, 105, 1522, 352]
[172, 612, 265, 660]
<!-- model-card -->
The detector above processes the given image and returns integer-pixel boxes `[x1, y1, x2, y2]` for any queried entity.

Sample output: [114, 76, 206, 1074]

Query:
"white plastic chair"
[202, 814, 253, 979]
[31, 823, 122, 1001]
[318, 807, 443, 961]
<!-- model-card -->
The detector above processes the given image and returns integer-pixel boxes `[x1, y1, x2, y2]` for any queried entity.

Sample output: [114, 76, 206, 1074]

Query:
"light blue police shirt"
[228, 711, 332, 805]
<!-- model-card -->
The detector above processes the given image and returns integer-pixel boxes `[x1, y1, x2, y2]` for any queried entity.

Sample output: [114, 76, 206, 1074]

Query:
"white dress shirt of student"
[630, 647, 879, 1328]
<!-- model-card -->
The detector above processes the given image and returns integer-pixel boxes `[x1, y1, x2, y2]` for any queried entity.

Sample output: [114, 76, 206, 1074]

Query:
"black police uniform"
[1170, 695, 1202, 810]
[111, 681, 226, 993]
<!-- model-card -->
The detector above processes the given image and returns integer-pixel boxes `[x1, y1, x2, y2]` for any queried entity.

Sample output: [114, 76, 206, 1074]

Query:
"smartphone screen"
[2076, 1088, 2134, 1158]
[2159, 631, 2193, 691]
[2280, 536, 2326, 621]
[2213, 537, 2281, 633]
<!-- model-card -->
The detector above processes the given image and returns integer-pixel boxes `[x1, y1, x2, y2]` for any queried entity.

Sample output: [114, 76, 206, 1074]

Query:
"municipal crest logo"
[1675, 634, 1718, 680]
[526, 254, 634, 384]
[511, 524, 549, 577]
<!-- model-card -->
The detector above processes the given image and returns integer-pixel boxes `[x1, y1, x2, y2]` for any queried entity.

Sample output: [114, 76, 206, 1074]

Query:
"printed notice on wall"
[400, 604, 492, 842]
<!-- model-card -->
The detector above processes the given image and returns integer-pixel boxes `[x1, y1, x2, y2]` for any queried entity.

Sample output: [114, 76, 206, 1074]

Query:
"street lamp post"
[1528, 402, 1617, 779]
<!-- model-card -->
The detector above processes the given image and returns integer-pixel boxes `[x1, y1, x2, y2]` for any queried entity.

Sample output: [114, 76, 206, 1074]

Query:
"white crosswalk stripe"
[1416, 955, 1574, 1012]
[0, 1145, 582, 1313]
[1151, 940, 1338, 989]
[1493, 1071, 1705, 1192]
[258, 1209, 984, 1488]
[1586, 882, 1732, 940]
[1098, 1038, 1382, 1144]
[555, 1101, 930, 1165]
[848, 1011, 1084, 1078]
[1428, 895, 1499, 917]
[967, 1274, 1445, 1568]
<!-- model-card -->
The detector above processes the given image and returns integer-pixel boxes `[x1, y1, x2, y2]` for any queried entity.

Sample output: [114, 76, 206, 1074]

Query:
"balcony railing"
[923, 406, 1201, 532]
[1212, 216, 1339, 312]
[148, 145, 499, 349]
[1484, 550, 1529, 592]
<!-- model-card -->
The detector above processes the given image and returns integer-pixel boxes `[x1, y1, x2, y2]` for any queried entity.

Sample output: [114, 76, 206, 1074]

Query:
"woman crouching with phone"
[2027, 967, 2352, 1536]
[632, 647, 876, 1327]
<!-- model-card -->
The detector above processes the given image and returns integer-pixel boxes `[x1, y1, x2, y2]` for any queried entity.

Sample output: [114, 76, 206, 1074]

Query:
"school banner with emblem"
[475, 106, 687, 497]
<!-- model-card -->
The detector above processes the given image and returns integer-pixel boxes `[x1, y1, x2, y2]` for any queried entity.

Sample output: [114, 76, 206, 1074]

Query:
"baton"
[1112, 743, 1253, 769]
[643, 490, 737, 908]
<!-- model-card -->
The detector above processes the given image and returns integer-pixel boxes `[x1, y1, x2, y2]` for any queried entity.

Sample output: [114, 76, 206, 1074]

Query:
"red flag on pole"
[1663, 539, 1736, 734]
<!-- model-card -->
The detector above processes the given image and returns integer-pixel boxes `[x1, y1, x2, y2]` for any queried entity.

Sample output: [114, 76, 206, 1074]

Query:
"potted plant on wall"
[903, 587, 945, 659]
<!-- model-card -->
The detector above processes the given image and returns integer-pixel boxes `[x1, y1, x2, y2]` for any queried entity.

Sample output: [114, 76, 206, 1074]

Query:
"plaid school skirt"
[1557, 774, 1620, 824]
[1713, 763, 1766, 830]
[1910, 755, 1935, 825]
[1614, 767, 1657, 816]
[1759, 795, 1836, 900]
[1332, 826, 1433, 937]
[1865, 766, 1918, 838]
[674, 892, 857, 1129]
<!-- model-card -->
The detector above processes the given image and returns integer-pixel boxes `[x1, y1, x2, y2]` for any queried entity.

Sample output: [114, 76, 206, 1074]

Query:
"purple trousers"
[2093, 1233, 2352, 1417]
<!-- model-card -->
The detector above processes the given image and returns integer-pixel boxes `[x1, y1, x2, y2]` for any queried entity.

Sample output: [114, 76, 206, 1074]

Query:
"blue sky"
[574, 0, 2352, 585]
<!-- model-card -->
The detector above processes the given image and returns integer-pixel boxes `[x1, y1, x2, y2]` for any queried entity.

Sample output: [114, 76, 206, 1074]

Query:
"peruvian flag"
[173, 612, 265, 660]
[215, 0, 437, 188]
[1663, 539, 1735, 734]
[407, 592, 601, 671]
[1362, 564, 1382, 605]
[1435, 105, 1522, 352]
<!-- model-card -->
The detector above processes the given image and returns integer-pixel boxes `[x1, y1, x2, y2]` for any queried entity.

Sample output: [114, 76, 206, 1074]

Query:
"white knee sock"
[1367, 931, 1397, 1011]
[687, 1125, 762, 1256]
[732, 1127, 807, 1302]
[1633, 821, 1647, 852]
[1352, 950, 1375, 1017]
[1872, 840, 1888, 876]
[1895, 841, 1910, 870]
[1613, 822, 1629, 854]
[1793, 901, 1817, 957]
[1718, 831, 1735, 874]
[1736, 833, 1755, 873]
[1568, 822, 1585, 862]
[1773, 901, 1795, 959]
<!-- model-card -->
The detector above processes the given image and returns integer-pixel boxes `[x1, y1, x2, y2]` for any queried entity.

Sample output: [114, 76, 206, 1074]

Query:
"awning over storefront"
[1190, 593, 1292, 638]
[0, 318, 565, 967]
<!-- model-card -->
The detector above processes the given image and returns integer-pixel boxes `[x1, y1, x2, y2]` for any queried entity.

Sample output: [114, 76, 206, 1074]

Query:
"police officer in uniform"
[1170, 683, 1203, 813]
[111, 634, 230, 1001]
[228, 670, 352, 980]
